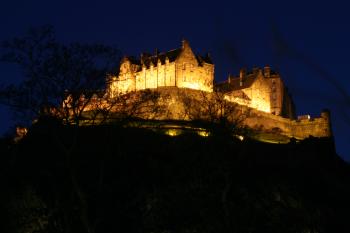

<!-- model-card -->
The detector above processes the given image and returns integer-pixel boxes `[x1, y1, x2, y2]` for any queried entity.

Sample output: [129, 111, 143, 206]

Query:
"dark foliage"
[0, 119, 349, 233]
[0, 26, 121, 126]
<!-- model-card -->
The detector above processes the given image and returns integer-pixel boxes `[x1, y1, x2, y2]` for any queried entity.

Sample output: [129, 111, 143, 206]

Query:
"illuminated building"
[216, 66, 295, 118]
[108, 40, 214, 97]
[108, 40, 295, 118]
[69, 40, 332, 140]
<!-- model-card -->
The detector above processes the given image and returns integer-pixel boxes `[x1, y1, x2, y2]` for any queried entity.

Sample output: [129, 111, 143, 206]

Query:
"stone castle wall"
[242, 106, 331, 139]
[80, 87, 331, 140]
[174, 41, 214, 92]
[220, 69, 288, 116]
[109, 62, 177, 96]
[133, 88, 331, 139]
[241, 73, 272, 113]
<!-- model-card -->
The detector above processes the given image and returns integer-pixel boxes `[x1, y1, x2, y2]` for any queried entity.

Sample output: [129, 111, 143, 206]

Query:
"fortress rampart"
[242, 106, 331, 139]
[114, 87, 332, 139]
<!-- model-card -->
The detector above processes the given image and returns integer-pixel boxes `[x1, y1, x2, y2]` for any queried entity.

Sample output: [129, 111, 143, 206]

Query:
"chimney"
[141, 53, 149, 63]
[252, 67, 259, 75]
[264, 66, 271, 78]
[239, 68, 246, 86]
[140, 53, 144, 64]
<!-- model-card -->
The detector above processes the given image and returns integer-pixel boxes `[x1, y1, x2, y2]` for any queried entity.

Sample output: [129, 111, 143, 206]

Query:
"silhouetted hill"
[1, 119, 350, 233]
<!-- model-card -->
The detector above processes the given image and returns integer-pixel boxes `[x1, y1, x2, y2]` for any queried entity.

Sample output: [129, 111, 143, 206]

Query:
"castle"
[107, 40, 214, 96]
[108, 40, 295, 117]
[84, 40, 331, 141]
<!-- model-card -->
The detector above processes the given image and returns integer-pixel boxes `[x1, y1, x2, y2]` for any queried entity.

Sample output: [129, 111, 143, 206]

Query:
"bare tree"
[181, 90, 250, 135]
[0, 25, 121, 127]
[0, 26, 177, 233]
[0, 27, 131, 233]
[70, 89, 165, 126]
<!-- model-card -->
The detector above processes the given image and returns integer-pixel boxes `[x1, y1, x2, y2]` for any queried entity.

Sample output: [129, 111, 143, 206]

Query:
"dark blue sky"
[1, 0, 349, 160]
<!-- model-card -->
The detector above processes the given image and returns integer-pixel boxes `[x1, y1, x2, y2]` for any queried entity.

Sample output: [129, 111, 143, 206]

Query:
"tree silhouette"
[181, 90, 250, 136]
[64, 89, 165, 126]
[0, 27, 165, 233]
[0, 25, 121, 127]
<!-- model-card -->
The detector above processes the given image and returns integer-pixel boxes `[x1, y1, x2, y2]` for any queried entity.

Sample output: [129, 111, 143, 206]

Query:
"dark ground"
[1, 119, 349, 233]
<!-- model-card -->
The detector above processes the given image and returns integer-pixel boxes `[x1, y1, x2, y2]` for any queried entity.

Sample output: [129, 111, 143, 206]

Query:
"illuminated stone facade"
[74, 40, 331, 140]
[108, 40, 214, 97]
[216, 66, 295, 118]
[108, 40, 295, 118]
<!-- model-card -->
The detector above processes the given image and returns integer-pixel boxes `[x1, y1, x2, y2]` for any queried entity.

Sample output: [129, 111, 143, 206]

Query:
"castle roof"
[215, 73, 257, 92]
[196, 54, 213, 65]
[124, 42, 213, 70]
[215, 68, 280, 93]
[142, 48, 182, 66]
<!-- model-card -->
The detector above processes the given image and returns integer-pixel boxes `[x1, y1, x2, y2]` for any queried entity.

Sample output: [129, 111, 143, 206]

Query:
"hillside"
[1, 120, 350, 233]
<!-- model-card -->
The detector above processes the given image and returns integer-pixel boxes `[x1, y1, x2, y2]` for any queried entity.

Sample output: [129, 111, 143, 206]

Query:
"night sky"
[1, 0, 349, 161]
